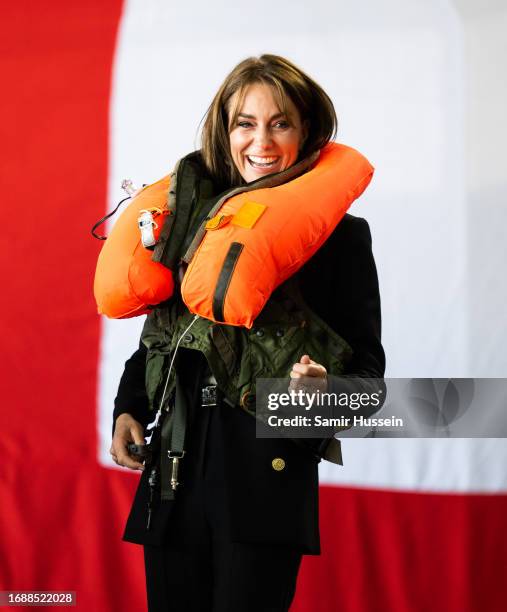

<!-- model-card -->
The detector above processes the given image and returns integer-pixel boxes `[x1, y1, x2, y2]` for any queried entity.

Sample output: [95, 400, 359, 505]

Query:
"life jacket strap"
[212, 242, 244, 322]
[152, 154, 198, 271]
[160, 373, 188, 501]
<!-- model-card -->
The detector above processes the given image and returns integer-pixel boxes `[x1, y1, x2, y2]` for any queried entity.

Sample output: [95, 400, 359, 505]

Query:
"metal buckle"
[167, 450, 186, 491]
[201, 385, 217, 407]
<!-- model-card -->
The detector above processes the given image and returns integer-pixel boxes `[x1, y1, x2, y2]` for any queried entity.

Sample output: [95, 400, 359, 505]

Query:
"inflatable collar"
[93, 142, 374, 326]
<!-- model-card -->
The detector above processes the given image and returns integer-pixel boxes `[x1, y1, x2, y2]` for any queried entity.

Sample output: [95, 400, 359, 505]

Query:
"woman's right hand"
[110, 413, 146, 471]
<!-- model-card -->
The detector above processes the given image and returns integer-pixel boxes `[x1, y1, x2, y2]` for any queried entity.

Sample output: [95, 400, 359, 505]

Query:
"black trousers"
[143, 384, 302, 612]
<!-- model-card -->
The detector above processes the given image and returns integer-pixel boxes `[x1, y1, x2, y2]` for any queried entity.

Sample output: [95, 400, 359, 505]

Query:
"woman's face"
[228, 82, 307, 183]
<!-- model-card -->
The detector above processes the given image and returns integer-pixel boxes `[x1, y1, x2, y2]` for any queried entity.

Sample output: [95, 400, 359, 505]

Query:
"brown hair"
[200, 54, 337, 188]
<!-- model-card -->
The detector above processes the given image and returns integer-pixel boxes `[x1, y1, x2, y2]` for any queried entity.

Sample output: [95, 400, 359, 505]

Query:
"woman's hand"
[289, 354, 328, 393]
[110, 413, 146, 471]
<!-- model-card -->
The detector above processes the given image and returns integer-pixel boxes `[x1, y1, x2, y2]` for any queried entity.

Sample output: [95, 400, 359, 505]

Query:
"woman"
[110, 54, 385, 612]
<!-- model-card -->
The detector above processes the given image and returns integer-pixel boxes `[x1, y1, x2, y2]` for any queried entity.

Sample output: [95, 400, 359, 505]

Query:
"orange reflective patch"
[231, 201, 267, 229]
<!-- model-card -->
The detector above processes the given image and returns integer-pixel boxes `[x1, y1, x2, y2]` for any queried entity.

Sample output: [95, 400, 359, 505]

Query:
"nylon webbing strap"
[210, 325, 237, 376]
[160, 410, 173, 501]
[153, 155, 199, 271]
[212, 242, 244, 322]
[160, 374, 188, 501]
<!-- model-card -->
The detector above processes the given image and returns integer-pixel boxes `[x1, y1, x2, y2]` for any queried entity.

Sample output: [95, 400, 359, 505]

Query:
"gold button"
[272, 458, 285, 471]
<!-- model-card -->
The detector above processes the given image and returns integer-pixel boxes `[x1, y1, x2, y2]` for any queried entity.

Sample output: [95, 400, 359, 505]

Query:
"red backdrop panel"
[0, 2, 144, 611]
[294, 486, 507, 612]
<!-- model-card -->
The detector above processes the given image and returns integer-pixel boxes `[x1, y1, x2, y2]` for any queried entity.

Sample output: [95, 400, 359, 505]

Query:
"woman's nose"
[253, 127, 273, 148]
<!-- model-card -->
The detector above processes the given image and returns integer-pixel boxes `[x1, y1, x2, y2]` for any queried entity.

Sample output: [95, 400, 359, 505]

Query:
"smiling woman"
[228, 82, 308, 182]
[201, 53, 337, 188]
[110, 54, 385, 612]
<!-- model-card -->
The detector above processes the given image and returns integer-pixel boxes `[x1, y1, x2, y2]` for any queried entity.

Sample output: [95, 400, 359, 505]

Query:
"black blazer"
[113, 213, 385, 554]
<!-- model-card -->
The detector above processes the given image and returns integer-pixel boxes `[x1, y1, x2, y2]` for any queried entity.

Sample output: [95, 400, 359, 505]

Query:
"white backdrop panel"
[97, 0, 507, 492]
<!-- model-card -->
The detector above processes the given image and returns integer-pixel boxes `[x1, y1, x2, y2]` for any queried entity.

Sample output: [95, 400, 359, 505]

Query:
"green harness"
[142, 151, 352, 500]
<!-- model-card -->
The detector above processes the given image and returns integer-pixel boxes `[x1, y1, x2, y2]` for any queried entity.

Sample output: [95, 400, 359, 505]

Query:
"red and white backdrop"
[2, 1, 507, 611]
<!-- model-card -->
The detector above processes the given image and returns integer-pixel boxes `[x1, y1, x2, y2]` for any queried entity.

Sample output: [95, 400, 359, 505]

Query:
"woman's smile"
[246, 154, 281, 172]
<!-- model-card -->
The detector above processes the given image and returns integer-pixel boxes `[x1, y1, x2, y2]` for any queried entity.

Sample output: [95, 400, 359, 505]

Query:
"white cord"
[150, 314, 200, 429]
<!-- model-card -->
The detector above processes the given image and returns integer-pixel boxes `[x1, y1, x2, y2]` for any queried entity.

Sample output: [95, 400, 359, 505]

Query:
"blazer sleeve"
[299, 214, 385, 375]
[112, 339, 151, 435]
[297, 214, 386, 454]
[328, 216, 385, 379]
[327, 216, 387, 417]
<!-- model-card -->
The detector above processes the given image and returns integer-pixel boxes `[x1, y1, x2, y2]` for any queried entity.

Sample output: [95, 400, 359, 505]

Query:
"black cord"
[90, 195, 131, 240]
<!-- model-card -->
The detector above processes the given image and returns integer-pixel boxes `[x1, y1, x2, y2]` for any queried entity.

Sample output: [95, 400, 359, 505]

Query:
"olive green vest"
[141, 151, 353, 463]
[142, 276, 353, 415]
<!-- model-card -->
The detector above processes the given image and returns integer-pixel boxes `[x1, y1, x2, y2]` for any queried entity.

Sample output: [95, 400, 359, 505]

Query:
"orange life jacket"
[93, 142, 373, 324]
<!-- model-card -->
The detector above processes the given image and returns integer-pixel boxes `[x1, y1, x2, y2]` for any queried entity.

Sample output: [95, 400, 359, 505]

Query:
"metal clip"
[201, 385, 217, 407]
[168, 450, 185, 490]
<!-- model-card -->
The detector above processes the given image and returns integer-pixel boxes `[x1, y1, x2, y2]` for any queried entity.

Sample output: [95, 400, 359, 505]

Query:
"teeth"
[249, 155, 277, 163]
[247, 155, 279, 166]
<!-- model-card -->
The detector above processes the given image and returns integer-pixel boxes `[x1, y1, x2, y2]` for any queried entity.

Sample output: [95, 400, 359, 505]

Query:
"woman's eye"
[238, 121, 253, 128]
[274, 121, 290, 129]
